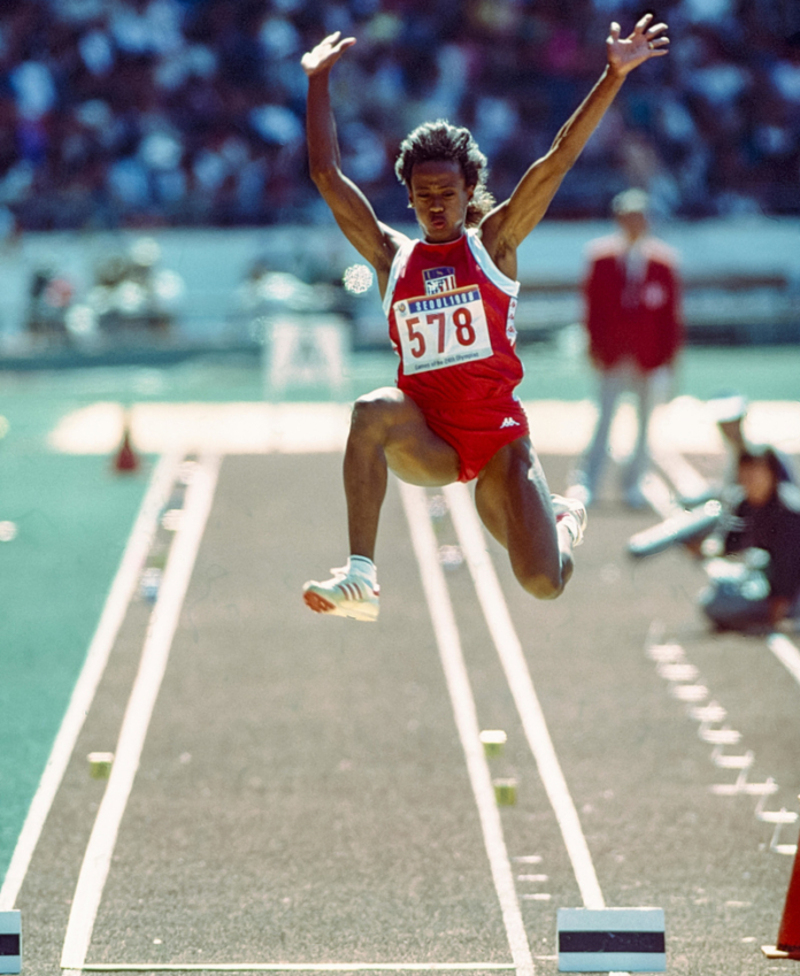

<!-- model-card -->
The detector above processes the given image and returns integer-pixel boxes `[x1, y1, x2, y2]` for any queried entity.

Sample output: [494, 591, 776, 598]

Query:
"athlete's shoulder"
[382, 230, 422, 310]
[465, 227, 519, 293]
[386, 229, 420, 270]
[381, 223, 415, 253]
[465, 226, 493, 260]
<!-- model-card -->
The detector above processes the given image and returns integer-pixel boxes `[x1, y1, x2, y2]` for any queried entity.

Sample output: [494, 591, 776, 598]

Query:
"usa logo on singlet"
[424, 267, 457, 295]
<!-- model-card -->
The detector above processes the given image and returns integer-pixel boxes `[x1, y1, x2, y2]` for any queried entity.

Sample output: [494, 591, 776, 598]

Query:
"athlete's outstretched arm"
[481, 14, 669, 274]
[303, 32, 400, 291]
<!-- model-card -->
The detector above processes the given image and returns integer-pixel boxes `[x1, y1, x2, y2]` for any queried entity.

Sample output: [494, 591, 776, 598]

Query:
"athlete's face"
[408, 160, 474, 242]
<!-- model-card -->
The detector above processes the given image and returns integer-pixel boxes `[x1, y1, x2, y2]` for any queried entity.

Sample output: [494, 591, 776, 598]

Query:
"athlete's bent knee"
[518, 569, 565, 600]
[513, 549, 572, 600]
[349, 389, 401, 438]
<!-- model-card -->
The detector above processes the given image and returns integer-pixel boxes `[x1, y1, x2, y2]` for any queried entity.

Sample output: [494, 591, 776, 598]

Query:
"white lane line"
[0, 453, 182, 912]
[61, 455, 221, 975]
[79, 965, 517, 972]
[444, 483, 605, 911]
[400, 482, 534, 976]
[767, 634, 800, 689]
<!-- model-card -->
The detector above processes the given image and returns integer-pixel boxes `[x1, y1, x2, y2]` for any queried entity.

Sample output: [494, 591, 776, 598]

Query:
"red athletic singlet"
[382, 229, 529, 481]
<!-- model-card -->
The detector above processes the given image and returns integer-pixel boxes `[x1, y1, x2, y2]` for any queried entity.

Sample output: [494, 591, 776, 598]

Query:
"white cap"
[612, 188, 649, 216]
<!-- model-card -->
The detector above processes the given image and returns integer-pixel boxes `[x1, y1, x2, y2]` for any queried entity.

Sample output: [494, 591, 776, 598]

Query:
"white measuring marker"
[557, 907, 666, 972]
[0, 911, 21, 975]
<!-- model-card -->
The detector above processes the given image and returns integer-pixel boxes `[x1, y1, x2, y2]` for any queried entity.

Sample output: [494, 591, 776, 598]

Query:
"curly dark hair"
[394, 119, 496, 227]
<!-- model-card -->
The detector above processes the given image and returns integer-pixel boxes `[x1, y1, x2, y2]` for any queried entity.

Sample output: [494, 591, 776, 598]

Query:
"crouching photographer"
[699, 447, 800, 634]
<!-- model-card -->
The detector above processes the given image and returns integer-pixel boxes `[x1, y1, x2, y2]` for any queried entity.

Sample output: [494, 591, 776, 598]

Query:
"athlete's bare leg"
[474, 436, 574, 599]
[344, 387, 460, 559]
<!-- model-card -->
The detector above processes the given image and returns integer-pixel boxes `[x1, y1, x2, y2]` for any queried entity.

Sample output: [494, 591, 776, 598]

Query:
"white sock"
[347, 555, 377, 585]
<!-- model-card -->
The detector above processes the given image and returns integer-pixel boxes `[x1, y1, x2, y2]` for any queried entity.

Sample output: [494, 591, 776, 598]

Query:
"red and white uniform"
[382, 229, 528, 481]
[384, 229, 522, 400]
[583, 233, 683, 372]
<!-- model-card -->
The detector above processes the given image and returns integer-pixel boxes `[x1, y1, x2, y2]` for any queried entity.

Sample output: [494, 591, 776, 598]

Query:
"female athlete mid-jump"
[301, 16, 670, 621]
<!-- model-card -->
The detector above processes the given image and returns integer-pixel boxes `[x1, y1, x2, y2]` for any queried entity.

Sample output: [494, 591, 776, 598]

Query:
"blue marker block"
[0, 911, 21, 975]
[558, 907, 666, 972]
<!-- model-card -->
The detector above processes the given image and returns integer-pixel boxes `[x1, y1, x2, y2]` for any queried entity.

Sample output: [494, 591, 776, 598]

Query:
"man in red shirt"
[300, 20, 670, 621]
[571, 189, 683, 508]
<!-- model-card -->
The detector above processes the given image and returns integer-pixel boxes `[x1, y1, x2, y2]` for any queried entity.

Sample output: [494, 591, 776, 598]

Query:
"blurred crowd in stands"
[1, 0, 799, 235]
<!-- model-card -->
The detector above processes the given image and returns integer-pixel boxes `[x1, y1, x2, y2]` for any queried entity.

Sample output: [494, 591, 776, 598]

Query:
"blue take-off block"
[558, 907, 666, 972]
[0, 911, 21, 975]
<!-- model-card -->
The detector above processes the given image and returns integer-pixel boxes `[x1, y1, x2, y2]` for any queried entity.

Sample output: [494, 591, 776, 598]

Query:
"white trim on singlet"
[382, 235, 417, 317]
[382, 229, 520, 317]
[464, 229, 520, 298]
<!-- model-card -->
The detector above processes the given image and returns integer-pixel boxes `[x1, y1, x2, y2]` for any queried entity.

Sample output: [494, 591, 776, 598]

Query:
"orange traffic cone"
[763, 824, 800, 959]
[113, 414, 139, 473]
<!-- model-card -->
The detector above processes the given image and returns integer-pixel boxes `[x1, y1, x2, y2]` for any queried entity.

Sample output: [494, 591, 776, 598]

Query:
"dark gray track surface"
[15, 453, 800, 976]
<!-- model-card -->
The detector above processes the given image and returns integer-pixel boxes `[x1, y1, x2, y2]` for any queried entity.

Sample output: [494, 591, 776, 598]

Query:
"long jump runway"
[5, 412, 800, 975]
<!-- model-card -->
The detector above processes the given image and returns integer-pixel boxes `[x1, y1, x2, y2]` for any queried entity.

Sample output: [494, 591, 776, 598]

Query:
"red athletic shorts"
[412, 395, 530, 483]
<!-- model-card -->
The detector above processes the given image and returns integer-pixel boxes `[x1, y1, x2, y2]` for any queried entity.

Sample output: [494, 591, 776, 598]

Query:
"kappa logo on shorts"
[500, 416, 521, 429]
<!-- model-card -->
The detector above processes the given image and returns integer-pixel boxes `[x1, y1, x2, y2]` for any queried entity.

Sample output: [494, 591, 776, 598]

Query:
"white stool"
[264, 314, 348, 398]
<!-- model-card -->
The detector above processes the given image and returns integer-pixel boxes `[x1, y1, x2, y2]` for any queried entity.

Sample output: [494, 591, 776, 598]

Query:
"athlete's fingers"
[302, 33, 355, 73]
[634, 12, 654, 33]
[608, 21, 621, 41]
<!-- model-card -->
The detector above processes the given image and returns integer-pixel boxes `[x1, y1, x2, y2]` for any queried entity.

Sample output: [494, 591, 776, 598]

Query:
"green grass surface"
[517, 336, 800, 402]
[0, 454, 144, 875]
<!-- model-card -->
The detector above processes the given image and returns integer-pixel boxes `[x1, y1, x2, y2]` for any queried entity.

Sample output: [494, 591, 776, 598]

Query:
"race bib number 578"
[394, 286, 493, 374]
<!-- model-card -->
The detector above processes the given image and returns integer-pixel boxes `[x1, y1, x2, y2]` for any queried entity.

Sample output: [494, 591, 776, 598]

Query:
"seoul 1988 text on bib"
[394, 286, 493, 374]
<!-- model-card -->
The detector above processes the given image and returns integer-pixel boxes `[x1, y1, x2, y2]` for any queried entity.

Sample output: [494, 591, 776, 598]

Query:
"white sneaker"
[552, 494, 587, 547]
[303, 566, 380, 622]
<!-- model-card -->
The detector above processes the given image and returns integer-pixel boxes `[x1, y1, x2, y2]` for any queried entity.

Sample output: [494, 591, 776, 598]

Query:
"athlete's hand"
[301, 31, 356, 77]
[606, 13, 669, 77]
